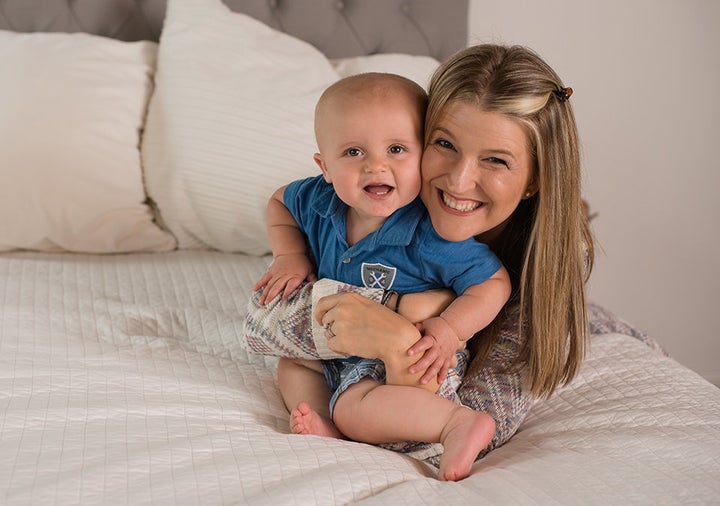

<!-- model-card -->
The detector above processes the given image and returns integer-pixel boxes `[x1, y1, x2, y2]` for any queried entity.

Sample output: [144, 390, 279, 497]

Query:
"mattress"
[1, 251, 718, 504]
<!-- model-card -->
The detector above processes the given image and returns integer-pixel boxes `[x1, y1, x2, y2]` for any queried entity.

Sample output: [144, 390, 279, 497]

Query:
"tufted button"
[342, 258, 351, 264]
[268, 0, 278, 9]
[400, 2, 411, 14]
[336, 1, 344, 11]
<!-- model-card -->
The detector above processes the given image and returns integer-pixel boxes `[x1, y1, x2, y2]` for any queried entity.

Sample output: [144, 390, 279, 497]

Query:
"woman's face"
[420, 100, 536, 243]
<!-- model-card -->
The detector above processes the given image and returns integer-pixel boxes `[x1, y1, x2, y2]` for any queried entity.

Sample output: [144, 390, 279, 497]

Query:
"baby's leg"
[436, 407, 495, 481]
[290, 401, 344, 438]
[333, 379, 495, 481]
[277, 358, 343, 438]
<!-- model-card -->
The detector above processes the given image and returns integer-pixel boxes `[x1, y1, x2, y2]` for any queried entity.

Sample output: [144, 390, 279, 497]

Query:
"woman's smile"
[420, 101, 534, 242]
[440, 190, 484, 213]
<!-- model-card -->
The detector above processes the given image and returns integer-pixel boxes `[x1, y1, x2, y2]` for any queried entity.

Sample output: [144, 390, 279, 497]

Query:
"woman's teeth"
[442, 192, 481, 212]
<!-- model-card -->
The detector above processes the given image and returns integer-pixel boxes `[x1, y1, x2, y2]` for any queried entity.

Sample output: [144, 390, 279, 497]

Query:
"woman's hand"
[315, 289, 460, 392]
[315, 292, 444, 392]
[314, 292, 418, 360]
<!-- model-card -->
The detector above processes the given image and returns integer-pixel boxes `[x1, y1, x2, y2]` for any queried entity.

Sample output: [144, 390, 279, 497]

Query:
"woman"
[313, 43, 594, 454]
[245, 43, 593, 460]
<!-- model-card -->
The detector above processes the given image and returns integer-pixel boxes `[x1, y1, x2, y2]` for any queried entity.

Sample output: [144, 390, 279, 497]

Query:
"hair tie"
[553, 87, 573, 102]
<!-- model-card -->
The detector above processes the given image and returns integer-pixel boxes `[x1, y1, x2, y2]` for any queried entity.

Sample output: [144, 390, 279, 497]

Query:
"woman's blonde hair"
[426, 44, 594, 398]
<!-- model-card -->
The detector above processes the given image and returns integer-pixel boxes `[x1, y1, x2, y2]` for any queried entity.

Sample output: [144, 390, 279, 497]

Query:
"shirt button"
[342, 258, 351, 264]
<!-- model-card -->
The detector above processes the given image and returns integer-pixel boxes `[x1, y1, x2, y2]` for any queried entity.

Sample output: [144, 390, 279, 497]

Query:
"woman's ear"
[523, 180, 538, 199]
[314, 153, 332, 183]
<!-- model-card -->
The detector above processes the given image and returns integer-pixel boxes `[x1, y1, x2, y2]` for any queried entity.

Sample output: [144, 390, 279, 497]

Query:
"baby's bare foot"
[438, 408, 495, 481]
[290, 401, 344, 439]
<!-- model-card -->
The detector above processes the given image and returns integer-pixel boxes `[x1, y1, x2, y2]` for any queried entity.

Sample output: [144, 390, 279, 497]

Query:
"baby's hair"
[314, 73, 428, 140]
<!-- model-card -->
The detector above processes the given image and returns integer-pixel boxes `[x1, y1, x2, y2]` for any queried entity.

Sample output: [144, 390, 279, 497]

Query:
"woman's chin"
[431, 217, 479, 242]
[434, 209, 490, 241]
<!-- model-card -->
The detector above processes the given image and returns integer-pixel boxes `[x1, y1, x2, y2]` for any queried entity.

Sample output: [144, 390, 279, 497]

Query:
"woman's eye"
[434, 138, 454, 150]
[486, 156, 508, 167]
[388, 145, 405, 154]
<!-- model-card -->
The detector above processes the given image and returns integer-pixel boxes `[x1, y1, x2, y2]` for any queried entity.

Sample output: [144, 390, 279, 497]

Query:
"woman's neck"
[475, 219, 509, 250]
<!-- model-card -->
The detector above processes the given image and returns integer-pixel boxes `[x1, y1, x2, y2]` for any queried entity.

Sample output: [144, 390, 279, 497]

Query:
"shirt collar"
[313, 189, 424, 247]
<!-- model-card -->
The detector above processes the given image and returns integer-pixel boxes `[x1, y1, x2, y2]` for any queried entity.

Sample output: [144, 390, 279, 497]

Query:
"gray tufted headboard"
[0, 0, 468, 61]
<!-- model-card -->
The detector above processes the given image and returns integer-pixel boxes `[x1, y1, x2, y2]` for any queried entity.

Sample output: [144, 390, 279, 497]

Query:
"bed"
[1, 0, 719, 504]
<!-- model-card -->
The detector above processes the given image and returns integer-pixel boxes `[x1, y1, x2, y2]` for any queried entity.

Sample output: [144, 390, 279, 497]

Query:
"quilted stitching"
[1, 252, 719, 504]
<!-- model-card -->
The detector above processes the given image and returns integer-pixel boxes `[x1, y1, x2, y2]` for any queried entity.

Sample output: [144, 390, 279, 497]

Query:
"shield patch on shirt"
[361, 263, 397, 289]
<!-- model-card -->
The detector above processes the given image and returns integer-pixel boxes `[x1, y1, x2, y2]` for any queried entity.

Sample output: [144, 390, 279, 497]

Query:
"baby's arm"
[253, 186, 317, 305]
[387, 289, 455, 325]
[409, 265, 512, 384]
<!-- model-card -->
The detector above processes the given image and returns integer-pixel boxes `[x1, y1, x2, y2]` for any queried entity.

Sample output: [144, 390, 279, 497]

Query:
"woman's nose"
[445, 158, 475, 192]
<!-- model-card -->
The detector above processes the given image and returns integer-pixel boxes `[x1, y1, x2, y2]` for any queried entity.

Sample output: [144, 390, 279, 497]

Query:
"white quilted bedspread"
[1, 251, 719, 505]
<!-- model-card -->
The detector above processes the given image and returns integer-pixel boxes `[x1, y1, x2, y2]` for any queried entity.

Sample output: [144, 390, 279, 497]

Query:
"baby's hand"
[408, 316, 461, 385]
[253, 253, 317, 305]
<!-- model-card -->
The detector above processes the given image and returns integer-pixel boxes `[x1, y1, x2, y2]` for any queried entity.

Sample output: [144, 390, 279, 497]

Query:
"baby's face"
[315, 91, 423, 223]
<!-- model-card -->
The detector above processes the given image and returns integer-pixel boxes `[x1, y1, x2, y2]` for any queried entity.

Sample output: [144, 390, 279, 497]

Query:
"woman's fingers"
[313, 292, 341, 325]
[315, 292, 419, 360]
[313, 292, 370, 325]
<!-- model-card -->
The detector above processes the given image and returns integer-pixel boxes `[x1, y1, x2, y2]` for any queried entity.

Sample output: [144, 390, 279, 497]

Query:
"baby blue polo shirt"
[283, 175, 502, 296]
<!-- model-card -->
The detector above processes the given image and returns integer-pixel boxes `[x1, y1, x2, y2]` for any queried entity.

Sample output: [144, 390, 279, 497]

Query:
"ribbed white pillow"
[0, 30, 176, 253]
[142, 0, 339, 255]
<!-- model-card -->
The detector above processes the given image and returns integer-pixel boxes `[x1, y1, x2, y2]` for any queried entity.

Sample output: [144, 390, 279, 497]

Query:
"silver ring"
[324, 322, 336, 338]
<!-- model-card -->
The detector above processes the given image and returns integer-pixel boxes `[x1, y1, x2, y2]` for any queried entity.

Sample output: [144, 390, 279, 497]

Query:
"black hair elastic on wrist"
[393, 293, 404, 313]
[381, 290, 397, 307]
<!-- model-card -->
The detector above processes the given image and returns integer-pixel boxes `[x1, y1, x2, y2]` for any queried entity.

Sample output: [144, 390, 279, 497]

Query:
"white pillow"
[331, 53, 440, 90]
[0, 30, 176, 253]
[142, 0, 339, 255]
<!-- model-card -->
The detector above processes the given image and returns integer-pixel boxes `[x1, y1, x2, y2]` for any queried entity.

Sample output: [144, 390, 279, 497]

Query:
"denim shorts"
[322, 350, 468, 418]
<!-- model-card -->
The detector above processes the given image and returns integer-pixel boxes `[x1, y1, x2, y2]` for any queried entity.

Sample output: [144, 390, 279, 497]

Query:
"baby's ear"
[314, 153, 332, 183]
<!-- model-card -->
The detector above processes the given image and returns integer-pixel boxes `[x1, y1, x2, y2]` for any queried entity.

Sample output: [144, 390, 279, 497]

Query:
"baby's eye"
[345, 148, 363, 157]
[388, 144, 406, 154]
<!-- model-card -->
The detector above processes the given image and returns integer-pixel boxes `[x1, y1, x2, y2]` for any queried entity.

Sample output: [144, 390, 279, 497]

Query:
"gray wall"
[468, 0, 720, 385]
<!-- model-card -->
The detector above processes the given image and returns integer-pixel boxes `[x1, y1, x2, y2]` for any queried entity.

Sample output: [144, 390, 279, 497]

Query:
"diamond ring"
[324, 322, 336, 338]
